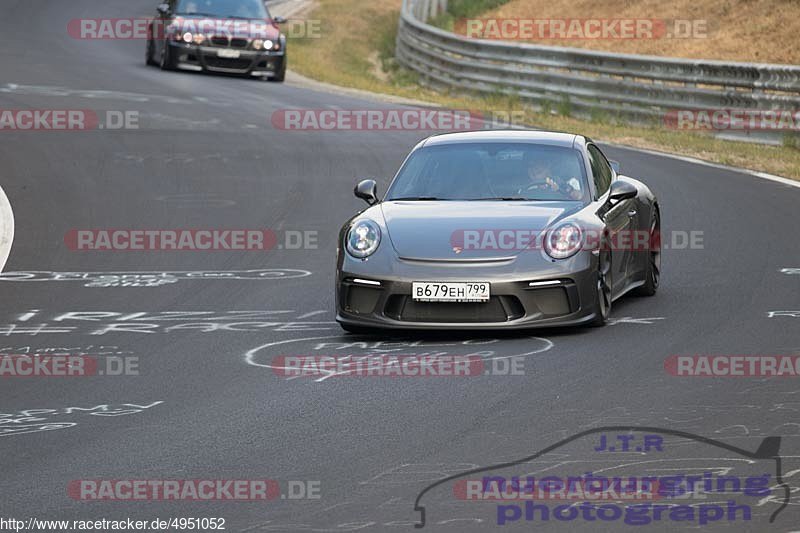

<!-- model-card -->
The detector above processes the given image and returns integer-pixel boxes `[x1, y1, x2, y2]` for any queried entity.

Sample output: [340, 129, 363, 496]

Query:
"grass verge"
[429, 0, 513, 31]
[473, 0, 800, 64]
[288, 0, 800, 180]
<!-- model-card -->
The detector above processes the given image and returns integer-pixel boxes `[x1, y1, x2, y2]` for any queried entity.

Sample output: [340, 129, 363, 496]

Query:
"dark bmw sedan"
[336, 130, 662, 332]
[146, 0, 287, 81]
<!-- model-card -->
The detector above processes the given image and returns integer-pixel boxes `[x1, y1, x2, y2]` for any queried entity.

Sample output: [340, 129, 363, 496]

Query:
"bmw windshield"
[175, 0, 269, 19]
[386, 143, 589, 202]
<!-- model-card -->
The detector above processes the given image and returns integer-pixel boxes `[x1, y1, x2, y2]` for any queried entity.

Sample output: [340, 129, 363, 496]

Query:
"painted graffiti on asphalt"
[0, 269, 310, 287]
[0, 344, 133, 355]
[0, 310, 335, 335]
[0, 402, 163, 438]
[245, 335, 553, 382]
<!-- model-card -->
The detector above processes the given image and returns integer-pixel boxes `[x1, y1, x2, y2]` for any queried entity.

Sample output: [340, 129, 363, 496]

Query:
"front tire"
[634, 210, 660, 296]
[146, 25, 158, 66]
[589, 249, 612, 327]
[269, 55, 286, 82]
[160, 41, 177, 71]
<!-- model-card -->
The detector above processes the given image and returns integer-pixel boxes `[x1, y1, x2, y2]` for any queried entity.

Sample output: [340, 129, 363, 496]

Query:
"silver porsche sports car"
[335, 130, 661, 332]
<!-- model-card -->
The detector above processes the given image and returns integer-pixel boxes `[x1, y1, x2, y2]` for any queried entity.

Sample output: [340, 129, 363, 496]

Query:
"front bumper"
[168, 41, 285, 76]
[336, 257, 600, 331]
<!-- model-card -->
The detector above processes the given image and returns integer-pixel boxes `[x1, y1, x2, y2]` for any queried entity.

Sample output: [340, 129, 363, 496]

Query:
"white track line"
[602, 142, 800, 190]
[0, 182, 14, 272]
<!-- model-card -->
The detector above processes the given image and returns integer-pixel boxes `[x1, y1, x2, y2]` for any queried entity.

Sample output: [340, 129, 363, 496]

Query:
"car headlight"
[253, 39, 274, 50]
[182, 32, 193, 43]
[346, 220, 381, 258]
[544, 223, 583, 259]
[193, 33, 205, 45]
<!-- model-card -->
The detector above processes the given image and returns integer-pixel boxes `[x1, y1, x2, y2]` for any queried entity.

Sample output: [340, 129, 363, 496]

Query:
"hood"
[171, 16, 281, 41]
[380, 201, 581, 260]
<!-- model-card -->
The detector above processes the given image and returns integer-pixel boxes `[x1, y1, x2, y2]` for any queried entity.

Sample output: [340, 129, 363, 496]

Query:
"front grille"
[209, 35, 230, 47]
[388, 296, 522, 323]
[344, 285, 381, 315]
[207, 36, 249, 49]
[520, 283, 577, 316]
[203, 56, 252, 71]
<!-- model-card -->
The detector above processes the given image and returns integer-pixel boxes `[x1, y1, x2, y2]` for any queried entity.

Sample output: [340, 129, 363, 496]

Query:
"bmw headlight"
[253, 39, 274, 50]
[544, 223, 583, 259]
[346, 220, 381, 258]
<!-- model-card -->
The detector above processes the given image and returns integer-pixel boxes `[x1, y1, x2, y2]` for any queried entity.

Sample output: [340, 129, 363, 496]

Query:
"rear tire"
[589, 249, 612, 327]
[634, 210, 660, 296]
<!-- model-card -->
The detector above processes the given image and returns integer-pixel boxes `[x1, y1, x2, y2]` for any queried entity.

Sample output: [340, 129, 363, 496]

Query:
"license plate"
[412, 282, 490, 303]
[217, 49, 241, 59]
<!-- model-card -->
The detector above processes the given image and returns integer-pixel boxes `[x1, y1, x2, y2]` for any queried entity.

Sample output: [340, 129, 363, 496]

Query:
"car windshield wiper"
[474, 197, 530, 201]
[223, 14, 263, 19]
[174, 12, 220, 17]
[389, 196, 448, 201]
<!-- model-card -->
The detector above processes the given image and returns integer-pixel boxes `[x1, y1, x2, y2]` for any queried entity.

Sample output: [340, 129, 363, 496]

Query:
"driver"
[522, 156, 582, 200]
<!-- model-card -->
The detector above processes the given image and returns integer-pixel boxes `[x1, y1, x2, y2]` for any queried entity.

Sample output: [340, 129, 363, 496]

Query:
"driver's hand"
[524, 176, 559, 192]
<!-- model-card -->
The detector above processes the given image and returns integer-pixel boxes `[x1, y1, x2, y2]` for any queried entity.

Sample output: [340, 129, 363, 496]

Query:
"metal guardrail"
[396, 0, 800, 140]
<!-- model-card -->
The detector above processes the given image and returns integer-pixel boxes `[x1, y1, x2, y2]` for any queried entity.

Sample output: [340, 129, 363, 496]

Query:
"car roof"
[421, 129, 582, 148]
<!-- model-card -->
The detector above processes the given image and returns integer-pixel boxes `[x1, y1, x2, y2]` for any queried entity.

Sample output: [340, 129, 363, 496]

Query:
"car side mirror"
[609, 160, 620, 174]
[608, 180, 637, 203]
[354, 179, 379, 205]
[156, 3, 170, 14]
[272, 16, 287, 24]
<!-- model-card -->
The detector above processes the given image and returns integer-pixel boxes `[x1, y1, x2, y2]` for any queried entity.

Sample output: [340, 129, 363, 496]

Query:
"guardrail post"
[415, 0, 424, 20]
[429, 0, 439, 20]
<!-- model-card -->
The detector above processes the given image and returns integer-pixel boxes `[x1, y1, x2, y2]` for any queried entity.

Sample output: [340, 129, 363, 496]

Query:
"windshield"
[385, 142, 589, 201]
[175, 0, 269, 19]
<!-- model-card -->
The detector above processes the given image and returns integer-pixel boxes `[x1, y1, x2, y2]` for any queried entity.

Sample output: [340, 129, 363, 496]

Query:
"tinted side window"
[587, 144, 612, 197]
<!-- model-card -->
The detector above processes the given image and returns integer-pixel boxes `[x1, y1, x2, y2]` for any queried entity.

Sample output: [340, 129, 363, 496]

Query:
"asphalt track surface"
[0, 0, 799, 531]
